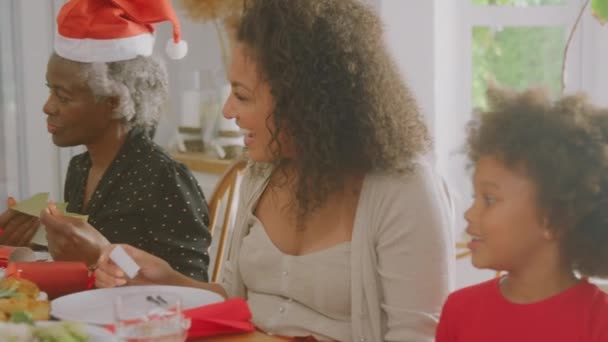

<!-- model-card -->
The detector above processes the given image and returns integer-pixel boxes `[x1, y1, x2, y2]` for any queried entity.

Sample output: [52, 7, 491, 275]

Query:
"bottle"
[200, 70, 222, 145]
[179, 70, 202, 128]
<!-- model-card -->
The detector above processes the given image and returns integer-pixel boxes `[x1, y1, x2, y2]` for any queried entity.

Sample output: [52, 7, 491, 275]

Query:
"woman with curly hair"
[436, 86, 608, 342]
[95, 0, 454, 340]
[0, 0, 212, 281]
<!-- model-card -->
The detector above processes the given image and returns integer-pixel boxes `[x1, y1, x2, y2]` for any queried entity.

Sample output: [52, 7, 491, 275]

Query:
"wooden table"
[191, 330, 291, 341]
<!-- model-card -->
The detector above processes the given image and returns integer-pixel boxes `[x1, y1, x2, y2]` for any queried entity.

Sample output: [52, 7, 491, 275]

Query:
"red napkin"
[5, 261, 89, 299]
[184, 298, 255, 338]
[104, 298, 255, 338]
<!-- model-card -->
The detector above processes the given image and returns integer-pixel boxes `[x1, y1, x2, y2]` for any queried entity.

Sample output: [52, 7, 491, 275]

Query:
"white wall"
[580, 8, 608, 107]
[13, 1, 62, 201]
[380, 0, 436, 135]
[0, 1, 21, 210]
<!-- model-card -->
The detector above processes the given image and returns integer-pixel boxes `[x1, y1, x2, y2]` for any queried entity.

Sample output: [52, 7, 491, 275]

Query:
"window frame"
[461, 0, 586, 114]
[0, 0, 26, 207]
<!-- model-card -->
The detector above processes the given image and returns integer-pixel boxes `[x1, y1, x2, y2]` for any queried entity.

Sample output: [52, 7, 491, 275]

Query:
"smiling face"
[465, 155, 555, 272]
[42, 54, 118, 147]
[222, 44, 292, 162]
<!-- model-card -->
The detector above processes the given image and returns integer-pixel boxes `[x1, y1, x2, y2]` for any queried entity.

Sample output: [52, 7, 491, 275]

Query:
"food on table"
[0, 277, 50, 321]
[0, 321, 90, 342]
[0, 277, 40, 298]
[10, 311, 34, 324]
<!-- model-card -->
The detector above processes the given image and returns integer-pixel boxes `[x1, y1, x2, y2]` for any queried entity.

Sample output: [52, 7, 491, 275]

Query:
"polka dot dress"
[64, 127, 212, 281]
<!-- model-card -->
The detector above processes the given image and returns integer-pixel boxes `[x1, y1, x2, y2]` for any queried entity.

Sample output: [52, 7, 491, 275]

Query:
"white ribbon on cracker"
[109, 246, 140, 279]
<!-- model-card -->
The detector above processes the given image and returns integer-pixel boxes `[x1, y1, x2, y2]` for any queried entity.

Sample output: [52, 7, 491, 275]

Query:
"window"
[473, 0, 568, 5]
[472, 26, 566, 109]
[467, 0, 583, 110]
[0, 0, 22, 211]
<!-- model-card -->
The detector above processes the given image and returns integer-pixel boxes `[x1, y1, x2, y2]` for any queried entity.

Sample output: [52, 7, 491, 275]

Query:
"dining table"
[0, 258, 304, 342]
[192, 330, 293, 341]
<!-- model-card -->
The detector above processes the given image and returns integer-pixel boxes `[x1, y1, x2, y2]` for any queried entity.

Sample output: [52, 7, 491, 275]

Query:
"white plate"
[36, 321, 117, 342]
[51, 285, 223, 325]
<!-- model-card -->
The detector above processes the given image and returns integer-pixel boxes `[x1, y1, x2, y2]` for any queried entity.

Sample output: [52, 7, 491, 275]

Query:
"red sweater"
[436, 278, 608, 342]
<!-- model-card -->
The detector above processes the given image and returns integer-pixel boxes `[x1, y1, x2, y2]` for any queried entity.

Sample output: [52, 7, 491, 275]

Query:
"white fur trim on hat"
[54, 31, 155, 63]
[166, 39, 188, 60]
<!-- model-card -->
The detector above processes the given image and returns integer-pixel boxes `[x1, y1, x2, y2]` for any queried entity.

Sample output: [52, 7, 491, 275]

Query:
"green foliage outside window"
[593, 0, 608, 23]
[473, 0, 566, 5]
[471, 0, 608, 109]
[472, 27, 565, 109]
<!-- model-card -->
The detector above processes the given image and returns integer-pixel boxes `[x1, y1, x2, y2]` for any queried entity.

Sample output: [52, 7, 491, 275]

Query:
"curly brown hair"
[467, 86, 608, 277]
[236, 0, 429, 219]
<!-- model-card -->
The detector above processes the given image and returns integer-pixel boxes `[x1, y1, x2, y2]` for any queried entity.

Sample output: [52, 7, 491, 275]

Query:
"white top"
[240, 216, 352, 341]
[221, 157, 455, 341]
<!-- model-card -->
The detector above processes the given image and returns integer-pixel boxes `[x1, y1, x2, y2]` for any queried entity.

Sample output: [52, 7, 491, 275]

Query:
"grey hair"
[52, 53, 169, 129]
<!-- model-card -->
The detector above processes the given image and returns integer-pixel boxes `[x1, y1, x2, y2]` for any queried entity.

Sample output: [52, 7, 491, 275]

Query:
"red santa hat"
[55, 0, 188, 63]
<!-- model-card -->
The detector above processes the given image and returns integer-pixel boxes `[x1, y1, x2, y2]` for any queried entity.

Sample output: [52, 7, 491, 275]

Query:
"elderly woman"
[95, 0, 454, 340]
[0, 0, 211, 281]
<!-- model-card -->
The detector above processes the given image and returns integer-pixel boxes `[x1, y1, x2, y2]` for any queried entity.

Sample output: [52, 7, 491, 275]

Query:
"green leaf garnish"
[592, 0, 608, 24]
[0, 288, 18, 298]
[9, 311, 34, 325]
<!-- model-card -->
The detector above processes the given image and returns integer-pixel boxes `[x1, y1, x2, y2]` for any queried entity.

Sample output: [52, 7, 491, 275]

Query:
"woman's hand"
[40, 204, 110, 267]
[94, 244, 179, 288]
[0, 197, 40, 246]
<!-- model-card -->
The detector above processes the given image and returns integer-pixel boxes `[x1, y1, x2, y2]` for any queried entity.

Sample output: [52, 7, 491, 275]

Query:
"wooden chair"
[208, 159, 248, 282]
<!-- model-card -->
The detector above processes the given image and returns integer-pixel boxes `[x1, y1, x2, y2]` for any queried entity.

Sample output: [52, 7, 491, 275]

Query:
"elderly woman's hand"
[40, 204, 110, 267]
[94, 244, 178, 288]
[0, 197, 40, 246]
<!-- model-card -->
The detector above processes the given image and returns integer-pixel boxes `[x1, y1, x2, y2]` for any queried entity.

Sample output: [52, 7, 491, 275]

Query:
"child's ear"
[542, 228, 557, 240]
[541, 217, 558, 240]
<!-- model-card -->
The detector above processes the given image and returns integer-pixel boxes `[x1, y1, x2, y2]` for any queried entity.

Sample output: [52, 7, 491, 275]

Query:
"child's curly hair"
[235, 0, 429, 220]
[467, 85, 608, 277]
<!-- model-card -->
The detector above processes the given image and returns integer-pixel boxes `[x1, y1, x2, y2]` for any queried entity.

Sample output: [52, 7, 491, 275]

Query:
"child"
[436, 86, 608, 342]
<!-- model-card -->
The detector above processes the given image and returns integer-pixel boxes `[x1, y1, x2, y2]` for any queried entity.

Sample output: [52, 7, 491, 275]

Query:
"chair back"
[207, 159, 247, 282]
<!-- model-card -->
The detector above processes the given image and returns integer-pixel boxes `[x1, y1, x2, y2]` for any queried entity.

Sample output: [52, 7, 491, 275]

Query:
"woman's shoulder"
[123, 142, 202, 193]
[357, 156, 454, 239]
[365, 155, 446, 201]
[135, 139, 178, 166]
[130, 138, 198, 180]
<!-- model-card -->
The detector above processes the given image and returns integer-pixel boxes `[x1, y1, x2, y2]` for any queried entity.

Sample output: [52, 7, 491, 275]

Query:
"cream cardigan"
[220, 158, 454, 342]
